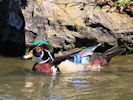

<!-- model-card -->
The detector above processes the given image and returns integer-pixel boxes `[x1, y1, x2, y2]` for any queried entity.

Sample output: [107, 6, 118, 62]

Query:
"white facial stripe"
[23, 54, 32, 59]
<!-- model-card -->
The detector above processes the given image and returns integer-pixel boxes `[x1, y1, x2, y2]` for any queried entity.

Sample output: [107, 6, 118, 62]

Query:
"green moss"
[127, 47, 133, 52]
[116, 0, 133, 8]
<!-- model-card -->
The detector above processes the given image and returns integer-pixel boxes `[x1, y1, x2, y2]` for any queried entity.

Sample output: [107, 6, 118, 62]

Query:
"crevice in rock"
[125, 10, 133, 17]
[65, 25, 78, 32]
[88, 22, 115, 36]
[84, 17, 113, 33]
[74, 37, 114, 53]
[95, 42, 113, 53]
[74, 37, 98, 47]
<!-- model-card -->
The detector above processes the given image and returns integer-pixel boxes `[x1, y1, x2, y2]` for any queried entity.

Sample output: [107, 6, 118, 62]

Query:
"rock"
[0, 0, 25, 56]
[1, 0, 133, 56]
[23, 0, 133, 53]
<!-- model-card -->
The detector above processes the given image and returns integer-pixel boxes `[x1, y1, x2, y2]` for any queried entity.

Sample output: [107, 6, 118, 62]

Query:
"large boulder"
[23, 0, 133, 52]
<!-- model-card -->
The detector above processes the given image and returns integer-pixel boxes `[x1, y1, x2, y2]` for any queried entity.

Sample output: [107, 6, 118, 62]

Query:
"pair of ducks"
[23, 40, 125, 75]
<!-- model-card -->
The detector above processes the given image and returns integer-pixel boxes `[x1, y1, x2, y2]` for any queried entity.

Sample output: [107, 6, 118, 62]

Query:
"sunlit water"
[0, 55, 133, 100]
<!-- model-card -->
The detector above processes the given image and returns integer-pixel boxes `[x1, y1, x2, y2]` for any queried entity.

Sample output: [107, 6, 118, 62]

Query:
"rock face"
[23, 0, 133, 53]
[0, 0, 25, 56]
[1, 0, 133, 56]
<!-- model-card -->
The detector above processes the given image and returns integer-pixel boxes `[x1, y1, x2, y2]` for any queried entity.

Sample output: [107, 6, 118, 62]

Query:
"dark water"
[0, 55, 133, 100]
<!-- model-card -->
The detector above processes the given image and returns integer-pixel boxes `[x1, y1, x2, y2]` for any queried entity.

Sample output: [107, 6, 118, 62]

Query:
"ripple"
[0, 56, 133, 99]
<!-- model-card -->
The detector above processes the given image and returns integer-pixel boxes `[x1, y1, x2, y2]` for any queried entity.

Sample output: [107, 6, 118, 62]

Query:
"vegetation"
[116, 0, 133, 12]
[127, 43, 133, 53]
[95, 0, 133, 16]
[116, 0, 133, 7]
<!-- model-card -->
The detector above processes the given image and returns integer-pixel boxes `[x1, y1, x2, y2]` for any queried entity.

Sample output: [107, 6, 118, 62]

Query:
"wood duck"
[23, 41, 126, 75]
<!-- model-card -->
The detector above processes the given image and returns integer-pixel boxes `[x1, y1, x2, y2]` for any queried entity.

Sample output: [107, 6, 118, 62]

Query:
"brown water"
[0, 55, 133, 100]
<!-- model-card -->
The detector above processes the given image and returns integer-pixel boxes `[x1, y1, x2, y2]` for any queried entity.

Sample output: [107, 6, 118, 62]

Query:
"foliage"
[116, 0, 133, 8]
[127, 42, 133, 52]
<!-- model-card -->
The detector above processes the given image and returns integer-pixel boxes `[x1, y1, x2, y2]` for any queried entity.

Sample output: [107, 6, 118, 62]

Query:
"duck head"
[23, 40, 54, 59]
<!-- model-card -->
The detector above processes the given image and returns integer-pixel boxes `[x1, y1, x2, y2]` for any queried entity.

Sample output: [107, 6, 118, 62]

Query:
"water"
[0, 55, 133, 100]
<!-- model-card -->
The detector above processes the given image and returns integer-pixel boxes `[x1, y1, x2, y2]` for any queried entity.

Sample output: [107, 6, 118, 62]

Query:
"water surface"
[0, 55, 133, 100]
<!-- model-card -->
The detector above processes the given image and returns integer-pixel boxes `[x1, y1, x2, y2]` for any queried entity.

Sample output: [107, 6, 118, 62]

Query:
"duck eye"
[35, 47, 42, 52]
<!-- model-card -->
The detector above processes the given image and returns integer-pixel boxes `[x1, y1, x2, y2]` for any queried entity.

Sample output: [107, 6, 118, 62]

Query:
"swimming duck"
[23, 41, 126, 75]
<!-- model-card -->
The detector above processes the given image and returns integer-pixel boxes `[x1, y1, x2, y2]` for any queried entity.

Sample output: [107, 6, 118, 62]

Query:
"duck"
[23, 40, 126, 75]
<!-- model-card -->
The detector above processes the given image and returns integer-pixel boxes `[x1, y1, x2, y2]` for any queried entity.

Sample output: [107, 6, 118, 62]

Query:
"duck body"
[23, 41, 126, 75]
[32, 60, 85, 75]
[33, 63, 52, 75]
[54, 45, 125, 74]
[33, 56, 107, 74]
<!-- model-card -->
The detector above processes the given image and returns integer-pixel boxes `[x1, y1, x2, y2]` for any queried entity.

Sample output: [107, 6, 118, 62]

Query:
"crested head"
[31, 40, 49, 48]
[23, 40, 54, 59]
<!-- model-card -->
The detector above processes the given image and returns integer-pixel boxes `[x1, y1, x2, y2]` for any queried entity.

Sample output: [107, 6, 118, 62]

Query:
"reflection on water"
[0, 55, 133, 100]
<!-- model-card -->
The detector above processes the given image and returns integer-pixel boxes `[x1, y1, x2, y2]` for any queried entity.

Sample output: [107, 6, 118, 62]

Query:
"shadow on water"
[0, 55, 133, 100]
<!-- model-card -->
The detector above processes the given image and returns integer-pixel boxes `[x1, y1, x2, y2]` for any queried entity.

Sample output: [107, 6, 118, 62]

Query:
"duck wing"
[90, 46, 126, 66]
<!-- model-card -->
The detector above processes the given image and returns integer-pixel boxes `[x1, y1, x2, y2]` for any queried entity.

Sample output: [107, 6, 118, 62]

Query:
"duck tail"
[104, 45, 126, 63]
[91, 46, 126, 66]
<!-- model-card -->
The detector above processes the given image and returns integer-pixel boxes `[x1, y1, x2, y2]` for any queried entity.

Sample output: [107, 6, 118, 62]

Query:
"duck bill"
[23, 50, 33, 59]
